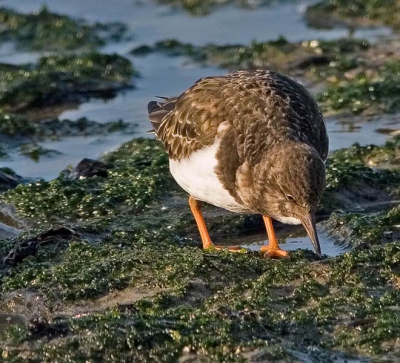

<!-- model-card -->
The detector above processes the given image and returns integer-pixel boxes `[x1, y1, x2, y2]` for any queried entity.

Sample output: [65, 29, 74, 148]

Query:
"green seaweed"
[314, 38, 370, 54]
[322, 139, 400, 247]
[318, 61, 400, 114]
[1, 235, 202, 300]
[325, 147, 400, 190]
[19, 143, 61, 162]
[0, 6, 128, 51]
[0, 139, 170, 224]
[0, 53, 135, 111]
[319, 140, 400, 217]
[132, 37, 295, 70]
[133, 37, 369, 76]
[0, 112, 128, 140]
[301, 38, 369, 78]
[1, 244, 399, 361]
[324, 137, 400, 169]
[1, 136, 400, 361]
[156, 0, 281, 16]
[305, 0, 400, 28]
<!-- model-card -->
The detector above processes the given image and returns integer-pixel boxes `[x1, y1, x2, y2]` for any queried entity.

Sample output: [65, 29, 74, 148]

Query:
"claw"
[260, 245, 289, 258]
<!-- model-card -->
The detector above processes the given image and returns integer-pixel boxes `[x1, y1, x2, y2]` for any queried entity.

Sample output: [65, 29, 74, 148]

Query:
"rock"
[74, 158, 110, 178]
[0, 168, 23, 192]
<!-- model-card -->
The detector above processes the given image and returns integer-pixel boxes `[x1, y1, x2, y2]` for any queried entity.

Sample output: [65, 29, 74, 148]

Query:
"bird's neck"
[235, 141, 322, 214]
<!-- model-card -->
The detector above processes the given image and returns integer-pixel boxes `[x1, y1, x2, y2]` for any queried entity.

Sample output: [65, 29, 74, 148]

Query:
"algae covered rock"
[155, 0, 280, 16]
[305, 0, 400, 29]
[0, 137, 400, 362]
[318, 61, 400, 114]
[0, 168, 23, 193]
[132, 36, 369, 76]
[322, 138, 400, 248]
[0, 53, 135, 112]
[0, 113, 129, 141]
[0, 6, 128, 51]
[0, 6, 137, 171]
[0, 139, 170, 225]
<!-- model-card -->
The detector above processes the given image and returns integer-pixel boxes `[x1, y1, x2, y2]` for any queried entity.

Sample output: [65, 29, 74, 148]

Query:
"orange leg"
[260, 216, 289, 258]
[188, 196, 242, 252]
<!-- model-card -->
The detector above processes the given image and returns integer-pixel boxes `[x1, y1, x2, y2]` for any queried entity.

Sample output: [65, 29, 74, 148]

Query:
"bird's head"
[259, 143, 326, 256]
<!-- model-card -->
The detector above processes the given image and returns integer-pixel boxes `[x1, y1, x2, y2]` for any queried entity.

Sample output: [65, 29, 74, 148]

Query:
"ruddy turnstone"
[148, 70, 328, 257]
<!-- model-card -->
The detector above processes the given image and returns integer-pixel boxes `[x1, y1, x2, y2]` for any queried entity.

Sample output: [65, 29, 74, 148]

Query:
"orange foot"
[206, 245, 246, 253]
[260, 245, 289, 258]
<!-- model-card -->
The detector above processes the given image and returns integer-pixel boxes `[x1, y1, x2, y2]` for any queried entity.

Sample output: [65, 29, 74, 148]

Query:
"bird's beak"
[299, 212, 321, 257]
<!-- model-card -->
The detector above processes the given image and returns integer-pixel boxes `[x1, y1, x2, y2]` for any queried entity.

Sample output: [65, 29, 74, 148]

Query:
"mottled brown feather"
[148, 70, 328, 163]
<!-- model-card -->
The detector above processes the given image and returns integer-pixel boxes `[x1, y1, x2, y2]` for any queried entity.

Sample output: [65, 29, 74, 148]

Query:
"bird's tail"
[147, 97, 177, 133]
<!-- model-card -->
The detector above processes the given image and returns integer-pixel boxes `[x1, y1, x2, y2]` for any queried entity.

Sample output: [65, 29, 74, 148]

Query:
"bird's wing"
[148, 76, 232, 160]
[148, 71, 329, 162]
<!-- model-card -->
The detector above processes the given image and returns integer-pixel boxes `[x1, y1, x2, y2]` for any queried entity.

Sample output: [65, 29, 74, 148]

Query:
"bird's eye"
[286, 194, 295, 202]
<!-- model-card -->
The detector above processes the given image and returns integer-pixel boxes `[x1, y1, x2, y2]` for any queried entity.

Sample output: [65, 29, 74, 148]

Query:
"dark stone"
[2, 226, 81, 267]
[74, 158, 110, 178]
[28, 318, 70, 341]
[0, 168, 23, 192]
[291, 55, 330, 69]
[130, 45, 153, 56]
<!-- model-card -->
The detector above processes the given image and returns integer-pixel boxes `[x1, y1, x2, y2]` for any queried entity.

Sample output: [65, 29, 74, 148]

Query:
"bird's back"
[148, 70, 328, 164]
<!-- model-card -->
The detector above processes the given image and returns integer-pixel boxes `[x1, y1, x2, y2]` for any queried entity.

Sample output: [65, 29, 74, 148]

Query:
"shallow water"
[327, 114, 400, 150]
[222, 224, 347, 257]
[255, 232, 346, 258]
[0, 132, 136, 180]
[0, 0, 394, 181]
[0, 0, 391, 44]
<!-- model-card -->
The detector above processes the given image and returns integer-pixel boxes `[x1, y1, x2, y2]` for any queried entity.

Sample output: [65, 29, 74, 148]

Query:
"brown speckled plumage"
[148, 70, 328, 161]
[148, 70, 329, 256]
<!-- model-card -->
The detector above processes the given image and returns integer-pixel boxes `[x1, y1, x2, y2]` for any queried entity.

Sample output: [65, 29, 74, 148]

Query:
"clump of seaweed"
[305, 0, 400, 29]
[318, 61, 400, 114]
[132, 36, 369, 75]
[1, 138, 400, 361]
[0, 53, 135, 111]
[0, 6, 128, 51]
[0, 112, 128, 140]
[156, 0, 280, 16]
[0, 139, 170, 224]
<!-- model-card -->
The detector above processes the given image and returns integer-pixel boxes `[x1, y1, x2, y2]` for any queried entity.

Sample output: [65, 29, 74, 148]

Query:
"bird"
[148, 70, 328, 258]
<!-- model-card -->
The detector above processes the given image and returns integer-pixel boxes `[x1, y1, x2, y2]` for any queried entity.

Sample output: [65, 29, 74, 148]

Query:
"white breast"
[169, 141, 247, 213]
[276, 215, 301, 225]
